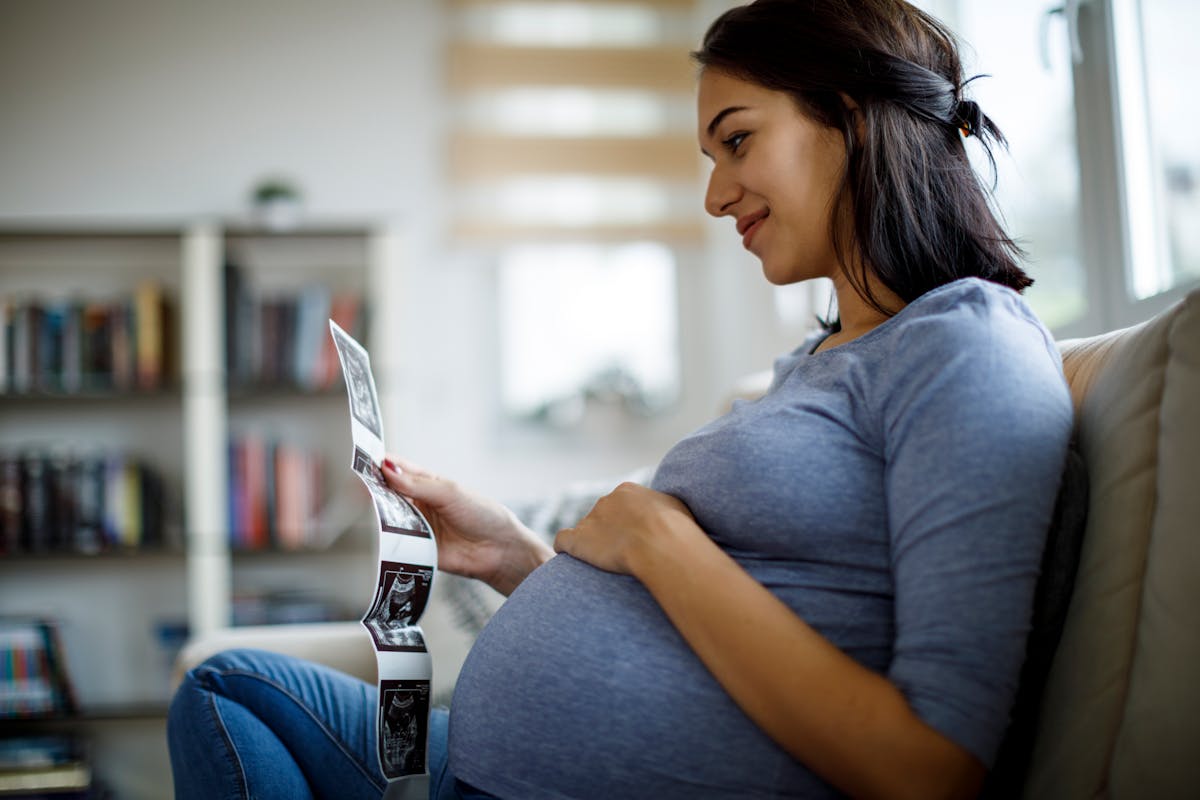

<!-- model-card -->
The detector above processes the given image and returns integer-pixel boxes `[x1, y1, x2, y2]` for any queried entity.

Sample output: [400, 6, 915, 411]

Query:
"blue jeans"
[167, 648, 495, 800]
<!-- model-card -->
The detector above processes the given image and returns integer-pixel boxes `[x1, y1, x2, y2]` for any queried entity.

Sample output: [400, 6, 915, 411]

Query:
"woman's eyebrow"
[705, 105, 748, 139]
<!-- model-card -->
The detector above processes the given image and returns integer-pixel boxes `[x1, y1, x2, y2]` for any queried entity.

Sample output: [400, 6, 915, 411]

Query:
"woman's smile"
[738, 209, 770, 251]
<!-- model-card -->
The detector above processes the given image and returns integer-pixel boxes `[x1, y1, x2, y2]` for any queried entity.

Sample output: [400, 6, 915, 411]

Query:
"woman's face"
[698, 69, 850, 286]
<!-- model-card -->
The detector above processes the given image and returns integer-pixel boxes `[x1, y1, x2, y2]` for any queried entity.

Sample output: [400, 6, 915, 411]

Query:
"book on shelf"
[223, 260, 362, 391]
[0, 450, 168, 556]
[0, 282, 175, 395]
[228, 434, 329, 551]
[231, 588, 350, 627]
[292, 284, 332, 391]
[0, 735, 91, 797]
[133, 281, 170, 392]
[315, 292, 362, 390]
[0, 620, 77, 720]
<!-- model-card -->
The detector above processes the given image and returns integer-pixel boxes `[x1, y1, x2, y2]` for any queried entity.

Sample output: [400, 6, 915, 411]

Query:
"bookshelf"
[0, 219, 403, 718]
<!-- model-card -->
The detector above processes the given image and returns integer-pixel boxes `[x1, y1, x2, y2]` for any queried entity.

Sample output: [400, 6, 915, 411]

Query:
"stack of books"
[228, 435, 325, 551]
[0, 281, 175, 395]
[231, 588, 349, 627]
[0, 450, 167, 556]
[0, 736, 91, 798]
[0, 619, 76, 719]
[224, 262, 362, 391]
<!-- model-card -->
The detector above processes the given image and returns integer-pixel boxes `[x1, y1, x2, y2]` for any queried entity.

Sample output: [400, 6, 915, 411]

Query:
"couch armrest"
[171, 621, 376, 690]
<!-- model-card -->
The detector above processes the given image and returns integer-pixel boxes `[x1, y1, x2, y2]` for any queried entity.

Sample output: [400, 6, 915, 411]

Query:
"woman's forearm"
[628, 517, 984, 800]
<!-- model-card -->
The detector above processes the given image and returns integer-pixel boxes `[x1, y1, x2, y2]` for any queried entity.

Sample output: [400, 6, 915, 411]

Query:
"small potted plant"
[251, 177, 303, 231]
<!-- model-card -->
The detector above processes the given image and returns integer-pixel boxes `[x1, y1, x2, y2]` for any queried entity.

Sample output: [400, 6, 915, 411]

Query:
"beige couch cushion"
[1025, 290, 1200, 799]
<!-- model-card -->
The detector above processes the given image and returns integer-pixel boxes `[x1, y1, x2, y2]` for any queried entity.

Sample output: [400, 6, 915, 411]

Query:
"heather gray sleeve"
[881, 300, 1073, 767]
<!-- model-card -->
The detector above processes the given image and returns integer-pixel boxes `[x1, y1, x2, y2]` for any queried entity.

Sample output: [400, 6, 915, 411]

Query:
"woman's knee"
[176, 648, 308, 701]
[189, 648, 288, 678]
[170, 649, 278, 728]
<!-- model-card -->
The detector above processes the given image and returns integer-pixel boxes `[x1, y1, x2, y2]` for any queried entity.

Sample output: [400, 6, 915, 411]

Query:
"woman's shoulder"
[877, 278, 1069, 411]
[886, 277, 1056, 357]
[904, 276, 1041, 324]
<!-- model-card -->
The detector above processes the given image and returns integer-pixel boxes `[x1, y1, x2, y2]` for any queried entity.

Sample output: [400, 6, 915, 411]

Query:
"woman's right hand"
[380, 456, 554, 596]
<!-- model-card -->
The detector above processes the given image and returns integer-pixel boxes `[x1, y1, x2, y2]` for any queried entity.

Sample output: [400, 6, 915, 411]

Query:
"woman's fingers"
[382, 455, 430, 479]
[552, 526, 574, 554]
[382, 456, 456, 507]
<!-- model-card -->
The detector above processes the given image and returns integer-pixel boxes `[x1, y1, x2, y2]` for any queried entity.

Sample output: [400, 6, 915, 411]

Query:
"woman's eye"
[723, 132, 747, 153]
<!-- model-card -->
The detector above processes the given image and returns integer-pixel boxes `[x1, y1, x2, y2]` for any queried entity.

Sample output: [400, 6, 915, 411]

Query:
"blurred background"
[3, 0, 1198, 491]
[1, 0, 1196, 797]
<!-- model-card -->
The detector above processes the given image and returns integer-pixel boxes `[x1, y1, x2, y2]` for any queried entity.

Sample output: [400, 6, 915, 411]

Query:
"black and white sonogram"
[364, 561, 433, 651]
[331, 322, 383, 440]
[353, 446, 432, 537]
[377, 680, 429, 778]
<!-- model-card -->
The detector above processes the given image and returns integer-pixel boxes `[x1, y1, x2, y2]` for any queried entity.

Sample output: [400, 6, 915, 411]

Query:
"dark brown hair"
[694, 0, 1031, 319]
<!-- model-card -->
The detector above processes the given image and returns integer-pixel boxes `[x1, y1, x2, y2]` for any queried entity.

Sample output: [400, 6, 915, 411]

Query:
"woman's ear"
[840, 93, 866, 141]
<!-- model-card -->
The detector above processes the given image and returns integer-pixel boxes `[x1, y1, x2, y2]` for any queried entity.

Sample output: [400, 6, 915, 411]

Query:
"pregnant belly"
[445, 555, 832, 799]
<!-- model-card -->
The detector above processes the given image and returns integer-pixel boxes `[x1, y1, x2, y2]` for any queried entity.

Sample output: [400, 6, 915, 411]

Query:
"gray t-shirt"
[447, 278, 1074, 799]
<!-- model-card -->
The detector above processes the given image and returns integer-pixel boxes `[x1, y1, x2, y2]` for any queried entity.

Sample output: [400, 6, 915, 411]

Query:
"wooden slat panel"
[447, 44, 696, 91]
[450, 134, 699, 179]
[451, 0, 695, 9]
[451, 219, 707, 244]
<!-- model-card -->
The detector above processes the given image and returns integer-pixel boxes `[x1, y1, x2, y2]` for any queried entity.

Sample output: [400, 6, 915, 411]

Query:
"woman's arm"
[555, 483, 984, 800]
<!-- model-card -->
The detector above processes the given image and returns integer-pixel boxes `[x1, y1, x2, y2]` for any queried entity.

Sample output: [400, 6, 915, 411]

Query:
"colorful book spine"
[221, 261, 362, 390]
[229, 435, 326, 550]
[134, 280, 164, 391]
[0, 620, 76, 718]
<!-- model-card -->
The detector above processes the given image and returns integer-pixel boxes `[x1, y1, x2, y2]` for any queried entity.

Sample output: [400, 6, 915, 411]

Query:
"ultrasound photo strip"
[330, 320, 437, 784]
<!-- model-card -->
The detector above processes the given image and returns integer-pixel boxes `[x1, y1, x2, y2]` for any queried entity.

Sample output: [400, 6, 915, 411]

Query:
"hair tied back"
[954, 73, 990, 139]
[955, 99, 983, 138]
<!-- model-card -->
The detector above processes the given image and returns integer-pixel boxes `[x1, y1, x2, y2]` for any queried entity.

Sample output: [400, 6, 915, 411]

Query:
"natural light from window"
[457, 2, 667, 47]
[1136, 0, 1200, 297]
[460, 176, 679, 228]
[917, 0, 1086, 330]
[457, 88, 689, 137]
[498, 243, 679, 421]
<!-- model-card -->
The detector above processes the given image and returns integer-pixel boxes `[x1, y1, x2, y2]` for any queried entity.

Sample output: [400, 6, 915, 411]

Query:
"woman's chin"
[761, 261, 799, 286]
[759, 254, 826, 287]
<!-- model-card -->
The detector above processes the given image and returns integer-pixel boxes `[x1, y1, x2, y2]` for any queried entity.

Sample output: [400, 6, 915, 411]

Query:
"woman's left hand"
[553, 482, 697, 576]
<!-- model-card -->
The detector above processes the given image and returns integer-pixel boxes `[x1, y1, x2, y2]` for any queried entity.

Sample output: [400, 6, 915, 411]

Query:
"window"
[1117, 0, 1200, 298]
[445, 0, 700, 426]
[498, 243, 678, 422]
[917, 0, 1200, 334]
[917, 0, 1086, 330]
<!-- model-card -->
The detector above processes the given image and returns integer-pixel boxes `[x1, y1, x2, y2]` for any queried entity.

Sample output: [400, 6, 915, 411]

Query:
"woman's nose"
[704, 165, 739, 218]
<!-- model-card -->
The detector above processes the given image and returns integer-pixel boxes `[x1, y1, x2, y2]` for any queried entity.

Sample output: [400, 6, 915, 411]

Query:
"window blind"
[445, 0, 705, 245]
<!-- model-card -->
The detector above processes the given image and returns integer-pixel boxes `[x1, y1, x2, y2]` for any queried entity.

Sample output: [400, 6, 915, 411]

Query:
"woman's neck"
[820, 271, 906, 350]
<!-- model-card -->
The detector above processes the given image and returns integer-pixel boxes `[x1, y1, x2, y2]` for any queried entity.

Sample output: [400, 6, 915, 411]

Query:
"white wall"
[0, 0, 441, 223]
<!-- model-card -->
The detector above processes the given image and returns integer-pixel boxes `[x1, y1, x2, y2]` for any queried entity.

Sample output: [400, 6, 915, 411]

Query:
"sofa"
[175, 288, 1200, 798]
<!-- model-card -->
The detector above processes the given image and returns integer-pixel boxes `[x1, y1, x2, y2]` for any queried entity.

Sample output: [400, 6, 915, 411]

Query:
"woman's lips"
[741, 213, 767, 250]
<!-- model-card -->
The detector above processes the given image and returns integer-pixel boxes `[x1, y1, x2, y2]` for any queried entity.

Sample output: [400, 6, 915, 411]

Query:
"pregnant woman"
[167, 1, 1072, 798]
